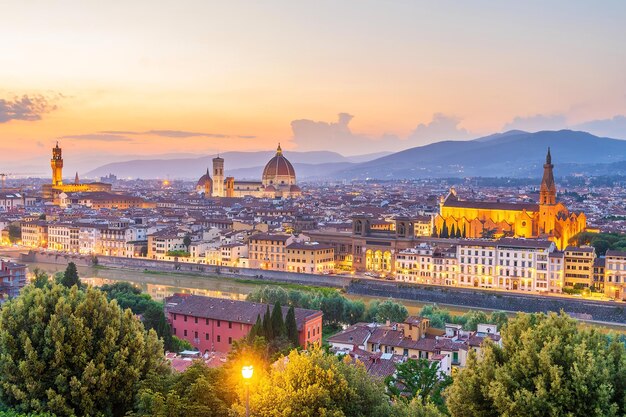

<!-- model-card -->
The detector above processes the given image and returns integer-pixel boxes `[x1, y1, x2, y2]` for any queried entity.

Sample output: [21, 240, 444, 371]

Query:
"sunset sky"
[2, 1, 626, 173]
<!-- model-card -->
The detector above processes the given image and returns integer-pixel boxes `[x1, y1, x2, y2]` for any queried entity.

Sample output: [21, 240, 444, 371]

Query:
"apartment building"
[285, 242, 334, 274]
[457, 239, 558, 292]
[248, 233, 307, 270]
[604, 250, 626, 300]
[147, 228, 187, 259]
[21, 220, 48, 248]
[564, 246, 596, 288]
[48, 223, 80, 253]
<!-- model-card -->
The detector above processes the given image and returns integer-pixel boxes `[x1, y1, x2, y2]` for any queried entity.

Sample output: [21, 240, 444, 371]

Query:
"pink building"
[165, 294, 323, 353]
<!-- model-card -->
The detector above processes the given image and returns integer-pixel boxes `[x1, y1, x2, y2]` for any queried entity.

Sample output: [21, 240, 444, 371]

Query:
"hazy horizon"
[2, 1, 626, 173]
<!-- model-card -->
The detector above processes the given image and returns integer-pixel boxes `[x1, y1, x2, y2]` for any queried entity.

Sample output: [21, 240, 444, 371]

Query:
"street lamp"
[242, 365, 253, 417]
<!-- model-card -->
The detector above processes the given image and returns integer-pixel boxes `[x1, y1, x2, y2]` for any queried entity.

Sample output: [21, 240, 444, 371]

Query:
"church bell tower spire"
[539, 147, 556, 205]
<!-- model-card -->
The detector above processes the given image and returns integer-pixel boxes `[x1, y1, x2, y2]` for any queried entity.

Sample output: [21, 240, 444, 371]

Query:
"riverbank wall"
[348, 281, 626, 324]
[21, 250, 353, 289]
[21, 250, 626, 324]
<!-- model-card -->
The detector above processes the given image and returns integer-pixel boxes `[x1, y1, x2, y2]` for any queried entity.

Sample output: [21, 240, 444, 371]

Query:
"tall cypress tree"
[285, 306, 299, 347]
[270, 301, 286, 339]
[262, 305, 273, 341]
[249, 314, 262, 341]
[431, 225, 438, 237]
[60, 262, 81, 288]
[441, 222, 449, 238]
[450, 224, 457, 239]
[462, 224, 467, 238]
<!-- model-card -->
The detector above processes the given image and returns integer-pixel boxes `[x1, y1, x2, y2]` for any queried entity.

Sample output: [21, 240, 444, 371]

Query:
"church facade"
[42, 143, 112, 200]
[196, 144, 302, 199]
[434, 149, 586, 249]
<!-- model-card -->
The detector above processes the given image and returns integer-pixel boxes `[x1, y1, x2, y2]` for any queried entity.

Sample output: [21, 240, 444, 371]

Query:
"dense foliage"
[247, 286, 408, 329]
[385, 358, 452, 410]
[58, 262, 80, 288]
[99, 282, 192, 352]
[0, 284, 165, 416]
[240, 348, 400, 417]
[419, 305, 508, 331]
[130, 362, 231, 417]
[446, 312, 626, 417]
[1, 278, 624, 417]
[570, 231, 626, 256]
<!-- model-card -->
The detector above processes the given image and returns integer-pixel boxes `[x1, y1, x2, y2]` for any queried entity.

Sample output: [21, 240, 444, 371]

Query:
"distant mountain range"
[85, 150, 390, 180]
[86, 130, 626, 180]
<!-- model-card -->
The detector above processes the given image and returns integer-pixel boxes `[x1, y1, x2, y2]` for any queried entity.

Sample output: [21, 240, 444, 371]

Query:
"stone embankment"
[348, 281, 626, 324]
[21, 251, 626, 324]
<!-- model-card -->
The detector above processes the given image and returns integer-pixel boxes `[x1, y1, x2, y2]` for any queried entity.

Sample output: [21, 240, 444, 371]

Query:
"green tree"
[262, 305, 273, 341]
[344, 299, 366, 324]
[7, 223, 21, 244]
[461, 224, 467, 238]
[131, 361, 231, 417]
[431, 225, 438, 238]
[285, 306, 299, 347]
[440, 222, 449, 238]
[270, 301, 286, 339]
[385, 358, 452, 409]
[236, 348, 394, 416]
[0, 285, 165, 416]
[450, 224, 457, 239]
[183, 234, 192, 252]
[30, 268, 50, 289]
[388, 399, 446, 417]
[446, 312, 626, 417]
[59, 262, 80, 288]
[248, 314, 263, 342]
[367, 299, 409, 323]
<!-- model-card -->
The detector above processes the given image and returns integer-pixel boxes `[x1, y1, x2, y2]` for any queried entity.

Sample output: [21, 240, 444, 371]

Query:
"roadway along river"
[14, 259, 626, 335]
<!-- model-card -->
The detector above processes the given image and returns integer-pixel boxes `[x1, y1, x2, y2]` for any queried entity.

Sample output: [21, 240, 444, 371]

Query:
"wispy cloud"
[291, 112, 473, 154]
[502, 114, 567, 132]
[407, 113, 471, 142]
[60, 133, 134, 142]
[0, 94, 58, 123]
[100, 130, 256, 139]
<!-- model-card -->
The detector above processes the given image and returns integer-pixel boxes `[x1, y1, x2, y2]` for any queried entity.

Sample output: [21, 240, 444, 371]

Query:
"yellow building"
[42, 142, 112, 200]
[435, 149, 586, 249]
[285, 242, 335, 274]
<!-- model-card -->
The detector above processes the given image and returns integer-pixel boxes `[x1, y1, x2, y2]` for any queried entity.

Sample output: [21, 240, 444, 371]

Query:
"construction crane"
[0, 173, 41, 192]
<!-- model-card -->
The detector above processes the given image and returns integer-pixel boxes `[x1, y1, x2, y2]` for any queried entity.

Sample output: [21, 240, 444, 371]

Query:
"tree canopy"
[0, 284, 166, 417]
[385, 358, 452, 410]
[446, 312, 626, 417]
[366, 299, 409, 323]
[58, 262, 80, 288]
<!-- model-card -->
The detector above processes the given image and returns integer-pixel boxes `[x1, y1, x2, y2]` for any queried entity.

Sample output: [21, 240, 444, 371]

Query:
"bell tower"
[538, 147, 557, 235]
[539, 147, 556, 205]
[51, 142, 63, 186]
[212, 156, 224, 197]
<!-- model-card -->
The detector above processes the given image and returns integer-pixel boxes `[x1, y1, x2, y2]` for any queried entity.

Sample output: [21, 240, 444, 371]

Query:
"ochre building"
[435, 149, 586, 249]
[42, 142, 112, 200]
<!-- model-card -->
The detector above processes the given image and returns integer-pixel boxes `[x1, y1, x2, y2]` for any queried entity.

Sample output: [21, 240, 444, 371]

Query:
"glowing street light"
[242, 365, 253, 417]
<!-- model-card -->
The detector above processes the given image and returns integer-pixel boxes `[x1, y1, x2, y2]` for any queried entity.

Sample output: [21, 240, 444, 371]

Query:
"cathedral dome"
[196, 168, 213, 194]
[262, 144, 296, 186]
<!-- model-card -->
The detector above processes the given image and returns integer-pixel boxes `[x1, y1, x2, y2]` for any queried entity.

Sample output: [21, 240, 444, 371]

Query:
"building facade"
[604, 250, 626, 300]
[435, 149, 586, 249]
[42, 142, 112, 200]
[165, 294, 323, 353]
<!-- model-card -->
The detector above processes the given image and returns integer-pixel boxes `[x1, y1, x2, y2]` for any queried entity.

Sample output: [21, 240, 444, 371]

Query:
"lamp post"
[242, 365, 253, 417]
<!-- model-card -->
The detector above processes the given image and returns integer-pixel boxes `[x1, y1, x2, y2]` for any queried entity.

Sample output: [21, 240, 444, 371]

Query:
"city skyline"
[2, 0, 626, 170]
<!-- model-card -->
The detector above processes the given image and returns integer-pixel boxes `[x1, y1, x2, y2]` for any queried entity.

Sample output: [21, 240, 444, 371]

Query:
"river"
[11, 257, 626, 335]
